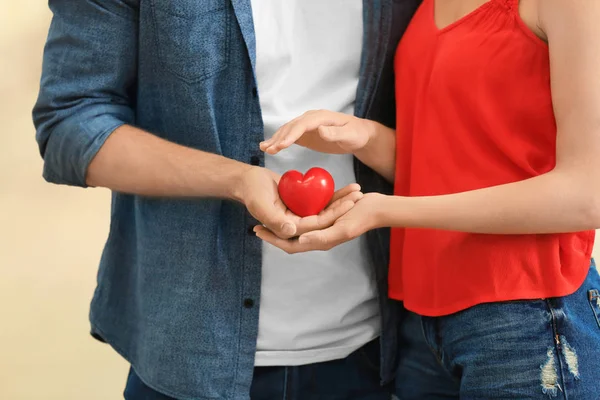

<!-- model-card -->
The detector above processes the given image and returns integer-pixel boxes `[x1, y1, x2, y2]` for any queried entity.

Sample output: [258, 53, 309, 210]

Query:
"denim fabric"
[395, 260, 600, 399]
[125, 339, 392, 400]
[32, 1, 422, 399]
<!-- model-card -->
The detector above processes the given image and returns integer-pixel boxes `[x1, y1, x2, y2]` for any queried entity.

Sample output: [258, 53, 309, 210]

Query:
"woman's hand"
[260, 110, 397, 183]
[260, 110, 376, 155]
[254, 193, 386, 253]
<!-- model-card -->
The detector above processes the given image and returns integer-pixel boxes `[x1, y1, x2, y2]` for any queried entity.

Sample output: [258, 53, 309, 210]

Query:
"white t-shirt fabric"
[251, 0, 381, 366]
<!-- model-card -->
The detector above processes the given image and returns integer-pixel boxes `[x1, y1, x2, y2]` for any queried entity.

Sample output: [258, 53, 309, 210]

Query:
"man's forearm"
[354, 121, 396, 183]
[86, 125, 252, 201]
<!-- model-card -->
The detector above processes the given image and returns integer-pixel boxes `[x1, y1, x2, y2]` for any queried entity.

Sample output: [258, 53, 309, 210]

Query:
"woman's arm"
[384, 0, 600, 235]
[353, 121, 396, 182]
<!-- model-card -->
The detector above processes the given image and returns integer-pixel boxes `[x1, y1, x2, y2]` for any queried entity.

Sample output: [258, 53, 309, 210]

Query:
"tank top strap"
[494, 0, 520, 14]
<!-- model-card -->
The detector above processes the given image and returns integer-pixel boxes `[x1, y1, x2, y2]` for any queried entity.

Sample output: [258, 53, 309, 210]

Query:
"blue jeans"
[395, 260, 600, 399]
[124, 338, 392, 400]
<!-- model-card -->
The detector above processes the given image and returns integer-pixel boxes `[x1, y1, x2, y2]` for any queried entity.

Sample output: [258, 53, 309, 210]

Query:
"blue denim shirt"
[33, 1, 421, 399]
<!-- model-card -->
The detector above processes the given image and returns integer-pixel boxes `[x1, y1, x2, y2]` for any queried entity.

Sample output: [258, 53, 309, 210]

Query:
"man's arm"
[86, 125, 250, 201]
[33, 0, 361, 239]
[33, 0, 140, 188]
[35, 1, 250, 200]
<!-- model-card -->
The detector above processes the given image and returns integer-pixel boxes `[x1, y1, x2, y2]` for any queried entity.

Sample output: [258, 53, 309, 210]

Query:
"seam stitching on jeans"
[588, 289, 600, 329]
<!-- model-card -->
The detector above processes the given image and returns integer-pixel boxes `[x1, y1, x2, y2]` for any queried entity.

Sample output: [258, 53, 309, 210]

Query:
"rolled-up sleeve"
[33, 0, 139, 187]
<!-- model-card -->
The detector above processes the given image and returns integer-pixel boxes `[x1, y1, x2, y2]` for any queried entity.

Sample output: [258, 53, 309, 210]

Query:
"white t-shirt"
[251, 0, 381, 366]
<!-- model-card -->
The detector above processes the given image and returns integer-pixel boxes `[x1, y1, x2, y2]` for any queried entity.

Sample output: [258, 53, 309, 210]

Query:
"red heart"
[278, 167, 335, 217]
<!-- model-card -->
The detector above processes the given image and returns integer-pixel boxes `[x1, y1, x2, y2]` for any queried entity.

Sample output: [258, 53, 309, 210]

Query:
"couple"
[33, 0, 600, 399]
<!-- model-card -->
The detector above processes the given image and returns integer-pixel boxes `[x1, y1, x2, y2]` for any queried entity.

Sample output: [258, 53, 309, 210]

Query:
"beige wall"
[0, 2, 127, 399]
[1, 2, 598, 400]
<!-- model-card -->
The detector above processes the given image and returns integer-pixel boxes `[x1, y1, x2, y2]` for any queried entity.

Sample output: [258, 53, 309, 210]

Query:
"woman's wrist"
[352, 120, 396, 182]
[354, 119, 382, 155]
[367, 193, 396, 229]
[372, 194, 416, 229]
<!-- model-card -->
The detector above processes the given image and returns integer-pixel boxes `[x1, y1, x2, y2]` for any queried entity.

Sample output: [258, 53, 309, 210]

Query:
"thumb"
[317, 125, 359, 149]
[254, 205, 297, 238]
[318, 125, 347, 141]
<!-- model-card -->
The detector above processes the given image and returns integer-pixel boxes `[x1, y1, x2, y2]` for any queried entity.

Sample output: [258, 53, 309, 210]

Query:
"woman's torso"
[390, 0, 594, 316]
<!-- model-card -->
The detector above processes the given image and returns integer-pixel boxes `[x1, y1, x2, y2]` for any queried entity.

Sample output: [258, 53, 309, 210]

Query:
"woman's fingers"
[294, 191, 362, 237]
[260, 110, 347, 154]
[254, 226, 309, 254]
[260, 118, 297, 152]
[297, 224, 348, 249]
[254, 220, 352, 253]
[329, 183, 361, 205]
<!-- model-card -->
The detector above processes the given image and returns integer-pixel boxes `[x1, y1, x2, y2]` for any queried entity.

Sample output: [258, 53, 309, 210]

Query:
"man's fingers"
[268, 219, 297, 238]
[254, 205, 297, 238]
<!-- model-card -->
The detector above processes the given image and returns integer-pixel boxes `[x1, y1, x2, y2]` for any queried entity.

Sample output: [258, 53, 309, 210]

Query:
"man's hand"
[238, 166, 364, 239]
[254, 192, 385, 252]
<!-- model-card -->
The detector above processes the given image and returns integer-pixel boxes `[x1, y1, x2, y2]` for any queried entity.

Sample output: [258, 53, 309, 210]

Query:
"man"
[33, 0, 421, 398]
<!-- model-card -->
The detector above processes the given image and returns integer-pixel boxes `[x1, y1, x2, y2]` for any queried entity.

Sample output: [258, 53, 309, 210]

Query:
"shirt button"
[252, 87, 258, 98]
[243, 298, 255, 308]
[250, 156, 260, 166]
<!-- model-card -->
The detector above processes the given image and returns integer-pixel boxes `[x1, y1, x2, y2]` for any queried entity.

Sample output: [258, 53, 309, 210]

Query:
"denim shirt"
[33, 1, 421, 399]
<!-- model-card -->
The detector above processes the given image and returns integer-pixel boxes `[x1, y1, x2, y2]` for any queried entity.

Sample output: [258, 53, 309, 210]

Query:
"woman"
[255, 0, 600, 398]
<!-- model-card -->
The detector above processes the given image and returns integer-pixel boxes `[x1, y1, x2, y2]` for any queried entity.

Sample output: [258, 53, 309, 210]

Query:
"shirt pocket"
[150, 0, 230, 83]
[589, 289, 600, 329]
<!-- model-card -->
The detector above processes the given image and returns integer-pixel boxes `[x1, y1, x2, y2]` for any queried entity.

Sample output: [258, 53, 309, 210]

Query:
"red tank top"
[389, 0, 595, 316]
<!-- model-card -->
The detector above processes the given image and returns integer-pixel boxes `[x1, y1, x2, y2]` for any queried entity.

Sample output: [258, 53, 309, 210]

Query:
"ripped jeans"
[394, 260, 600, 399]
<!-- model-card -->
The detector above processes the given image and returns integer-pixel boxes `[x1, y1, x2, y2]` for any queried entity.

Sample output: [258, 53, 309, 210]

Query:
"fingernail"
[281, 223, 295, 236]
[298, 236, 310, 245]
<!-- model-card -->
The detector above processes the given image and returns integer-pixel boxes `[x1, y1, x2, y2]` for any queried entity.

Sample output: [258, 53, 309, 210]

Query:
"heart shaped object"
[278, 167, 335, 217]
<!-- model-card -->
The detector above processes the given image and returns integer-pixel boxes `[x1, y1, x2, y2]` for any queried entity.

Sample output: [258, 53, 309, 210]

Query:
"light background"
[1, 2, 128, 399]
[1, 2, 598, 399]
